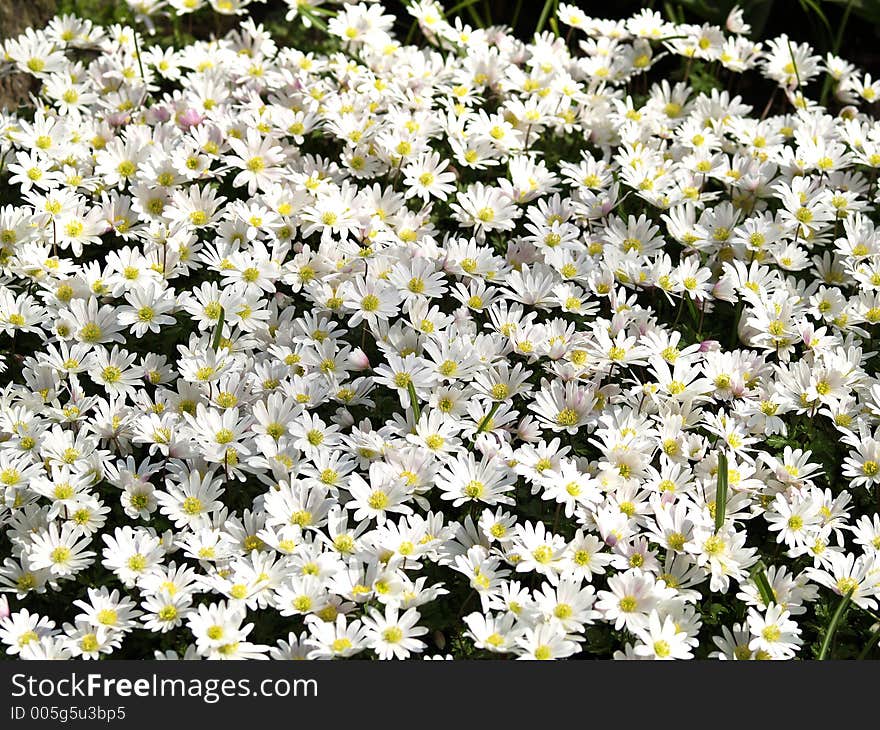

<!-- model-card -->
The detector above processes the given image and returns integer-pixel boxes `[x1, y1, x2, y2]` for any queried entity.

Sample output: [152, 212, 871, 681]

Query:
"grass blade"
[511, 0, 524, 29]
[481, 0, 492, 26]
[786, 39, 802, 91]
[132, 26, 146, 85]
[818, 587, 855, 660]
[211, 306, 225, 352]
[464, 4, 485, 29]
[798, 0, 833, 38]
[714, 450, 728, 533]
[300, 8, 329, 32]
[407, 381, 421, 423]
[447, 0, 481, 18]
[535, 0, 557, 35]
[751, 561, 775, 606]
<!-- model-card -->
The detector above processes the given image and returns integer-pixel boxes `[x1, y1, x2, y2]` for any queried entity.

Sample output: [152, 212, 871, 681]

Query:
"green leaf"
[765, 434, 789, 451]
[464, 2, 486, 29]
[820, 0, 855, 107]
[535, 0, 558, 35]
[715, 450, 728, 533]
[300, 7, 329, 32]
[211, 307, 225, 352]
[446, 0, 481, 18]
[751, 561, 776, 606]
[786, 38, 802, 90]
[797, 0, 833, 38]
[407, 381, 421, 423]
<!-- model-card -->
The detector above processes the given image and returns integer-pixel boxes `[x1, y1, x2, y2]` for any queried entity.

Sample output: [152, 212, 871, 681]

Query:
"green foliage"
[686, 62, 724, 95]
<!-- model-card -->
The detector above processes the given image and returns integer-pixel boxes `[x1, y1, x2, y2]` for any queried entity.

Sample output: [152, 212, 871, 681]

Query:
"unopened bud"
[699, 339, 720, 353]
[350, 348, 371, 370]
[177, 108, 205, 130]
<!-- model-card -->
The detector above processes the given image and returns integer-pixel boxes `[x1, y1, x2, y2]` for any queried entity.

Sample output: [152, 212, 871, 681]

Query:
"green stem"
[473, 401, 501, 440]
[132, 26, 146, 85]
[404, 19, 419, 46]
[131, 24, 149, 110]
[672, 296, 685, 327]
[172, 14, 182, 47]
[818, 588, 854, 660]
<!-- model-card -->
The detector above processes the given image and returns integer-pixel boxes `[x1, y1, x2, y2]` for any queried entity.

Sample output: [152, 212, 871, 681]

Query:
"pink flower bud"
[699, 339, 720, 353]
[177, 108, 204, 130]
[0, 595, 9, 620]
[150, 105, 171, 123]
[350, 348, 370, 370]
[106, 111, 130, 127]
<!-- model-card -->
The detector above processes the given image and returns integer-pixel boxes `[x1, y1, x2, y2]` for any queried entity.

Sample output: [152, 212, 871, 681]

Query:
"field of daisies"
[2, 0, 880, 661]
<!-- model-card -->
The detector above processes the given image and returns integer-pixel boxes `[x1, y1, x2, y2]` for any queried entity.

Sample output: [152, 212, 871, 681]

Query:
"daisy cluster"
[1, 1, 880, 661]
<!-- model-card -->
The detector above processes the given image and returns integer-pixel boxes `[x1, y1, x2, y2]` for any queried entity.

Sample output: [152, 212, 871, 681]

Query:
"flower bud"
[350, 347, 371, 370]
[177, 108, 205, 130]
[334, 407, 355, 429]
